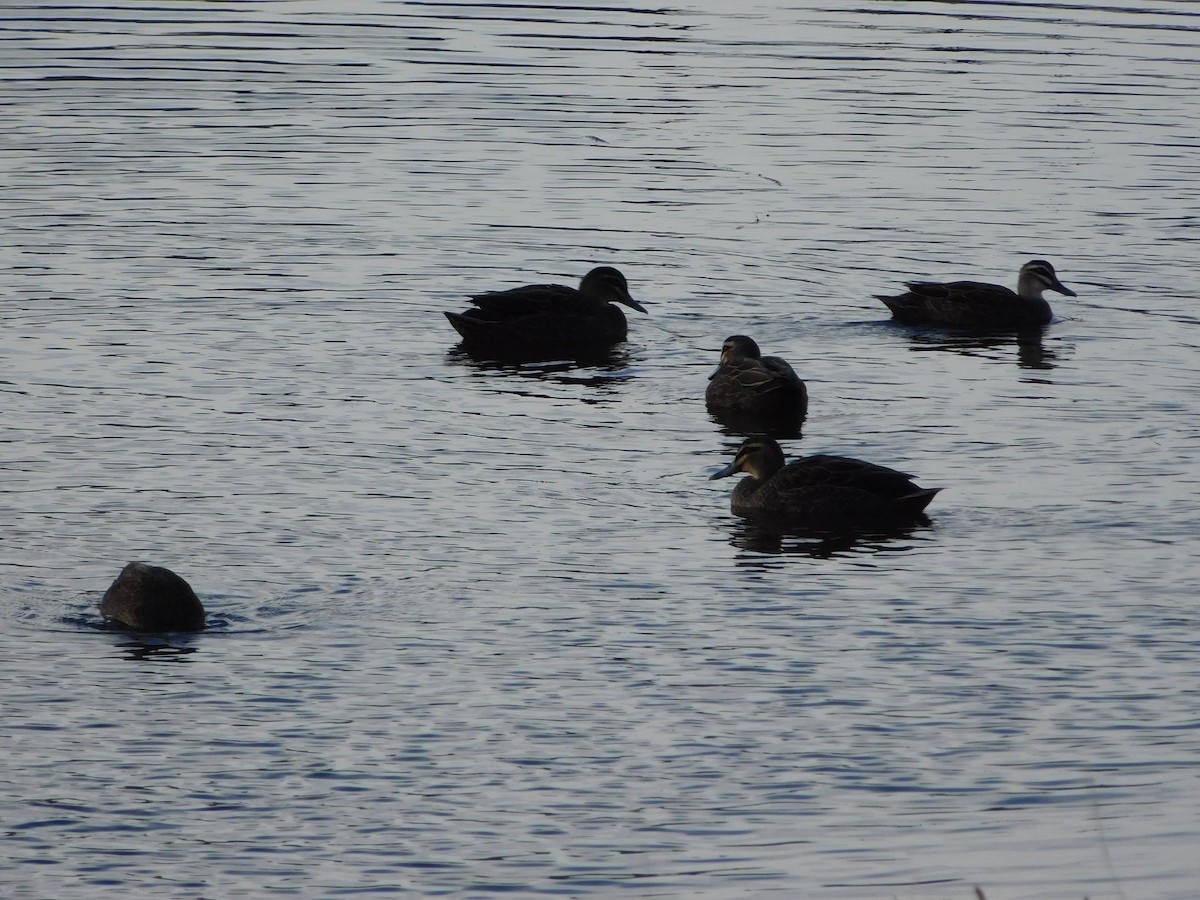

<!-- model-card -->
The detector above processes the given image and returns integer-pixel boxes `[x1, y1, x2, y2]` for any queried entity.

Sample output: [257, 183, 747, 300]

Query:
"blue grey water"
[2, 1, 1198, 897]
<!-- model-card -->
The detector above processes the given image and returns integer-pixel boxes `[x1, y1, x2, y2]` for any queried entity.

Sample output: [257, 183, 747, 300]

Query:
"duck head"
[710, 436, 787, 481]
[1019, 260, 1077, 300]
[580, 266, 647, 313]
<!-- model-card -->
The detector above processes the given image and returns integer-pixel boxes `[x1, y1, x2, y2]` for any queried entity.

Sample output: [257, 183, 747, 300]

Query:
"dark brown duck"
[706, 335, 808, 420]
[876, 259, 1075, 328]
[711, 437, 939, 529]
[445, 265, 646, 360]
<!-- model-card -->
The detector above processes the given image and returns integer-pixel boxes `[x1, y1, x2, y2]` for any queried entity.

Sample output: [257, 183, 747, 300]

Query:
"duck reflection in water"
[901, 327, 1058, 371]
[710, 437, 939, 536]
[446, 344, 638, 396]
[444, 266, 647, 363]
[113, 640, 200, 662]
[727, 518, 932, 557]
[705, 335, 807, 438]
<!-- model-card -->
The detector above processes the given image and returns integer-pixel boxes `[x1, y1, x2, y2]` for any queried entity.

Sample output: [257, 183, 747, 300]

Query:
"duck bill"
[1052, 278, 1077, 297]
[709, 462, 739, 480]
[619, 295, 648, 314]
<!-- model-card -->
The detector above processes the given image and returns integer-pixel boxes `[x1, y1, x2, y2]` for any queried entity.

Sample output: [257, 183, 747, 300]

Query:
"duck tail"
[900, 487, 941, 515]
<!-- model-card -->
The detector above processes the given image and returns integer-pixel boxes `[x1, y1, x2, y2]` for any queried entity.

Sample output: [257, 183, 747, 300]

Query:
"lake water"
[2, 1, 1199, 897]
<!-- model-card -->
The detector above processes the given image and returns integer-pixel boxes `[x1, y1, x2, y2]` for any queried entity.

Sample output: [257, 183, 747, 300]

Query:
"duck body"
[706, 335, 808, 421]
[711, 437, 939, 530]
[877, 259, 1075, 329]
[445, 266, 646, 361]
[99, 561, 206, 632]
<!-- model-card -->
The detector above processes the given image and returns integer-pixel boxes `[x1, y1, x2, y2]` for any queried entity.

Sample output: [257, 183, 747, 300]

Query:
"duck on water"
[706, 335, 808, 421]
[711, 437, 939, 531]
[445, 265, 647, 361]
[876, 259, 1076, 329]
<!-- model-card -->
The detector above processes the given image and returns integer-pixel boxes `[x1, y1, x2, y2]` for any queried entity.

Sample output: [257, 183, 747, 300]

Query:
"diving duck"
[100, 561, 206, 632]
[876, 259, 1075, 328]
[706, 335, 808, 420]
[445, 265, 646, 360]
[710, 437, 939, 529]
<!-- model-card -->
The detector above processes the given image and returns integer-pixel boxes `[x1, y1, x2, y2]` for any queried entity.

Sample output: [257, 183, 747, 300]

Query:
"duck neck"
[1016, 271, 1047, 301]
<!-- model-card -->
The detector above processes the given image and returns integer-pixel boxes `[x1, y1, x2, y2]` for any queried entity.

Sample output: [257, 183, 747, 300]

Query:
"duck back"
[100, 561, 206, 632]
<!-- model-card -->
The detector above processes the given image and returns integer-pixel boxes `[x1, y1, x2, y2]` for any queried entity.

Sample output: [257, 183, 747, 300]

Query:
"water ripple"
[3, 1, 1200, 897]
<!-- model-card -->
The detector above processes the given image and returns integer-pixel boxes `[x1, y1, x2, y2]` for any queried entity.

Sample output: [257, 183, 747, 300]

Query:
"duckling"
[99, 562, 206, 632]
[445, 265, 646, 360]
[877, 259, 1075, 328]
[711, 437, 939, 529]
[706, 335, 808, 420]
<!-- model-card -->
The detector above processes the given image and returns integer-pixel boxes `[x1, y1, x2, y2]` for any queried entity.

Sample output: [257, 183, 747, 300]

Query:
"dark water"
[2, 2, 1199, 897]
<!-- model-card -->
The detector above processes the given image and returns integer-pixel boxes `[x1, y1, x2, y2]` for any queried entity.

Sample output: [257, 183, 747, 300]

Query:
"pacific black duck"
[706, 335, 808, 420]
[710, 437, 939, 529]
[445, 265, 646, 360]
[876, 259, 1075, 328]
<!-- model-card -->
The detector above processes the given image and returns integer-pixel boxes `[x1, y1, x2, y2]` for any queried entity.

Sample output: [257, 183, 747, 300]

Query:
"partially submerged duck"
[444, 265, 646, 360]
[710, 437, 939, 529]
[99, 561, 206, 632]
[876, 259, 1075, 328]
[706, 335, 808, 420]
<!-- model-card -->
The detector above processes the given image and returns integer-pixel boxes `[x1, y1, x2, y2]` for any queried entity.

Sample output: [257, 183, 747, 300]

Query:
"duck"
[876, 259, 1076, 328]
[444, 265, 647, 360]
[710, 437, 939, 529]
[99, 561, 206, 632]
[706, 335, 808, 420]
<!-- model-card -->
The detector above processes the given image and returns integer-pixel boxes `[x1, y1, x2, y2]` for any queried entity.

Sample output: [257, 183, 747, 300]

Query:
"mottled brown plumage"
[706, 335, 808, 420]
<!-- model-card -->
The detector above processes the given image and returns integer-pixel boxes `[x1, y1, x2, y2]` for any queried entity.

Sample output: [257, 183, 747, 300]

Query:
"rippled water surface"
[3, 1, 1199, 897]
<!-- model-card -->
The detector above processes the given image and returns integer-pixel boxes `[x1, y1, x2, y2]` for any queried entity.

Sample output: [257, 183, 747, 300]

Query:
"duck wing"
[467, 283, 585, 319]
[713, 356, 801, 392]
[903, 280, 1016, 304]
[782, 454, 924, 499]
[755, 455, 938, 522]
[878, 280, 1022, 325]
[761, 355, 802, 386]
[721, 360, 785, 392]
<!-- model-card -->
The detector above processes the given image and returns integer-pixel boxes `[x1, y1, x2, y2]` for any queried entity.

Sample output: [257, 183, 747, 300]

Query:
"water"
[2, 1, 1199, 896]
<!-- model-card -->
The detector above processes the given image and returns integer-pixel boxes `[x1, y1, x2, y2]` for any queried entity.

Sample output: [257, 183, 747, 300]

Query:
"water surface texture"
[3, 2, 1199, 897]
